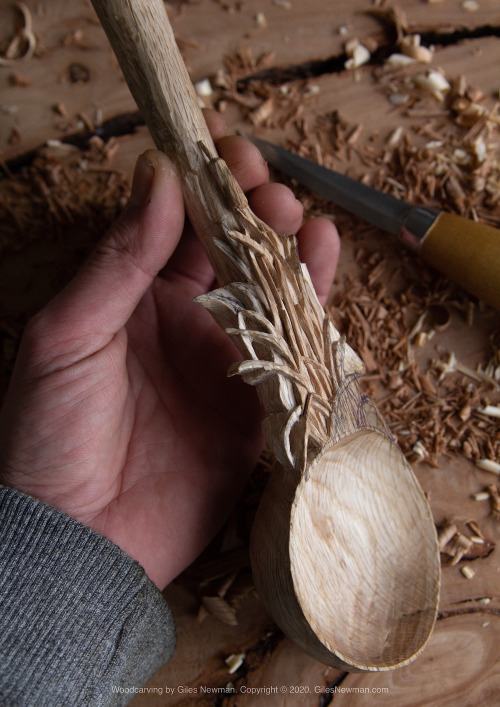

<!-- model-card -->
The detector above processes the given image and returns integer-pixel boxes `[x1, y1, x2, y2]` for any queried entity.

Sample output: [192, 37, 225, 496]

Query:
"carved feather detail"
[195, 171, 390, 473]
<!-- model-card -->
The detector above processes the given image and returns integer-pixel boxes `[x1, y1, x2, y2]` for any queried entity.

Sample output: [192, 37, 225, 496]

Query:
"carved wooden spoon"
[91, 0, 440, 671]
[251, 432, 440, 670]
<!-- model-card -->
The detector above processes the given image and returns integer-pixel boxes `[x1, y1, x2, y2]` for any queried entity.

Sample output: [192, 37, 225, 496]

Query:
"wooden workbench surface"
[1, 1, 499, 705]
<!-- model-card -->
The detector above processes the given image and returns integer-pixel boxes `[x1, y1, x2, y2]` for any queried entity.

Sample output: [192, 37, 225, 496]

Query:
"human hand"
[0, 114, 340, 589]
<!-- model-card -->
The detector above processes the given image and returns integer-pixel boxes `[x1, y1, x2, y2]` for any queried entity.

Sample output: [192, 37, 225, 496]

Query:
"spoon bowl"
[250, 429, 440, 670]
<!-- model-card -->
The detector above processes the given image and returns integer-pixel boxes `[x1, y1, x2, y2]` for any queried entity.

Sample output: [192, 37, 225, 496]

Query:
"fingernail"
[128, 151, 157, 208]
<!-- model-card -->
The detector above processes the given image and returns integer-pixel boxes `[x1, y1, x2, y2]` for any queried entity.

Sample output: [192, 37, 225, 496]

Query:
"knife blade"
[243, 133, 500, 311]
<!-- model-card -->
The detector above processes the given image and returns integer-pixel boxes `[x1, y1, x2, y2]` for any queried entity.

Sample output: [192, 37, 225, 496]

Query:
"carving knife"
[243, 133, 500, 311]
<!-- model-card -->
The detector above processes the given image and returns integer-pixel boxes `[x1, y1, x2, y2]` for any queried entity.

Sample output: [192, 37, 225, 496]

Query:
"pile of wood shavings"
[371, 66, 500, 224]
[329, 242, 499, 470]
[437, 517, 493, 580]
[437, 517, 495, 580]
[315, 71, 500, 478]
[0, 136, 129, 398]
[209, 46, 322, 130]
[280, 83, 499, 227]
[0, 136, 125, 250]
[212, 43, 499, 223]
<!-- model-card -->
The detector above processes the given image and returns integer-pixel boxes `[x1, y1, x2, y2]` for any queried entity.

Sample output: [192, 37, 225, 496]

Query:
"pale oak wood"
[89, 0, 440, 671]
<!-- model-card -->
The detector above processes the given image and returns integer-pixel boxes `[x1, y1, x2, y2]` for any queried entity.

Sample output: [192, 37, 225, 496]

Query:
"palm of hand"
[1, 259, 261, 590]
[108, 273, 263, 587]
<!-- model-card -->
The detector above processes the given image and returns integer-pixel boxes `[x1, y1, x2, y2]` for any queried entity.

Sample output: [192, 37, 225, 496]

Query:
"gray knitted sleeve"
[0, 485, 176, 706]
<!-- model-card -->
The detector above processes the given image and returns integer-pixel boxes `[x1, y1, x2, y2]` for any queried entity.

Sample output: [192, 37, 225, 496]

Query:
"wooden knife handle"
[420, 212, 500, 311]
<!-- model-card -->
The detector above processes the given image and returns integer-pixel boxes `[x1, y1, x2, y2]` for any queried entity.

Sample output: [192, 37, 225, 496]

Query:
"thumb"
[31, 150, 185, 361]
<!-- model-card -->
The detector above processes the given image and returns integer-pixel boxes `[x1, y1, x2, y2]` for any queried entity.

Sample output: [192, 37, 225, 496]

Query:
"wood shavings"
[462, 0, 480, 10]
[387, 126, 404, 147]
[195, 543, 255, 626]
[330, 256, 500, 467]
[346, 123, 363, 145]
[437, 518, 493, 569]
[470, 536, 485, 544]
[218, 48, 324, 132]
[475, 459, 500, 475]
[250, 97, 275, 126]
[255, 12, 267, 28]
[68, 63, 90, 84]
[194, 78, 213, 97]
[466, 519, 484, 540]
[478, 405, 500, 419]
[445, 530, 472, 564]
[77, 112, 95, 134]
[61, 29, 92, 50]
[225, 653, 245, 673]
[374, 60, 499, 209]
[200, 596, 238, 626]
[472, 491, 490, 501]
[487, 485, 500, 519]
[329, 238, 499, 467]
[344, 41, 371, 70]
[385, 53, 415, 69]
[438, 519, 457, 550]
[388, 91, 411, 106]
[412, 440, 429, 460]
[8, 71, 30, 87]
[432, 352, 499, 388]
[400, 35, 434, 64]
[412, 71, 451, 101]
[0, 2, 37, 66]
[365, 6, 408, 44]
[461, 565, 475, 579]
[223, 45, 275, 79]
[52, 102, 68, 118]
[194, 78, 214, 108]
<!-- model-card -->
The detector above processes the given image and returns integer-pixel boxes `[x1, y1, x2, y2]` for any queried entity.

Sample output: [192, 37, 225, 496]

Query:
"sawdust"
[0, 137, 129, 397]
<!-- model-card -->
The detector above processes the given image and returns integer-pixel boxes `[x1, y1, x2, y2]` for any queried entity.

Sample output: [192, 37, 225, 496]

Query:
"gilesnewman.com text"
[111, 684, 389, 697]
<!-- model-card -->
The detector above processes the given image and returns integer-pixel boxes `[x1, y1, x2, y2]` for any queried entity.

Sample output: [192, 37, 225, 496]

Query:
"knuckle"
[91, 215, 152, 280]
